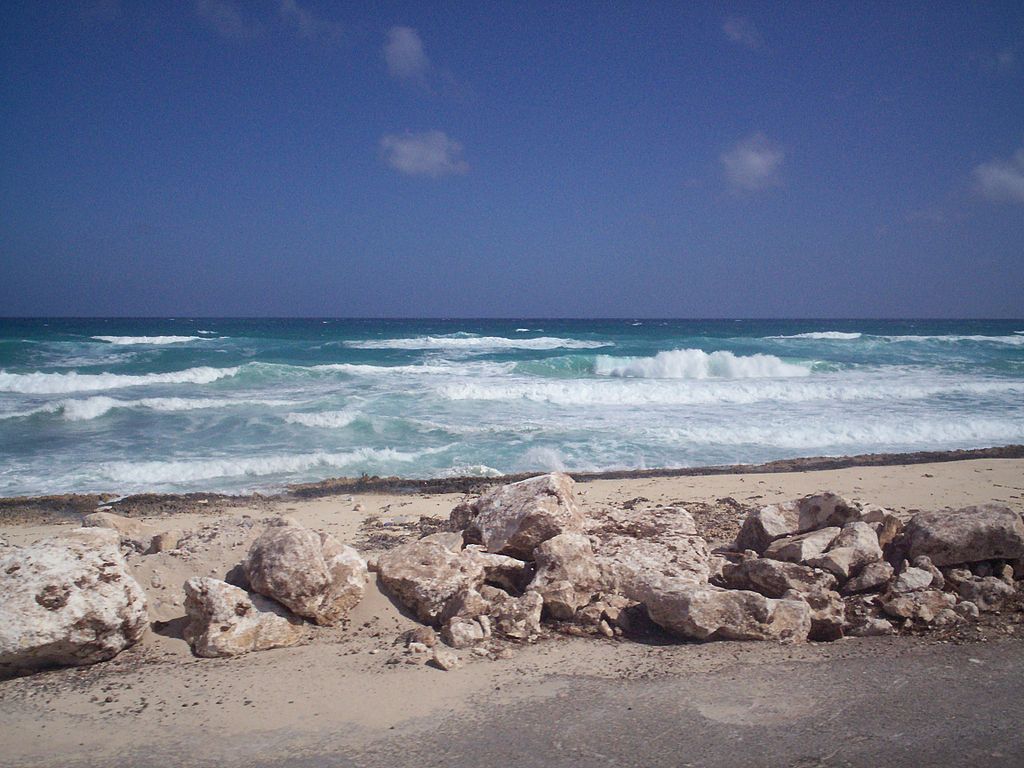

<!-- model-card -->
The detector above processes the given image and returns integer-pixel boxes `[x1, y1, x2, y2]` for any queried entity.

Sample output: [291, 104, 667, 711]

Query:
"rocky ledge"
[2, 473, 1022, 677]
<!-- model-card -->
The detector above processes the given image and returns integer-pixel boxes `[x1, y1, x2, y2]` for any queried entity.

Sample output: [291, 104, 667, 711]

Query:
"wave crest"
[91, 335, 209, 345]
[594, 349, 811, 379]
[345, 335, 611, 351]
[0, 366, 241, 394]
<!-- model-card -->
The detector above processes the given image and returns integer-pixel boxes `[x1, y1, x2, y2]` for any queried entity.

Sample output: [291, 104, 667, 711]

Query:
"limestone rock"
[462, 546, 535, 593]
[149, 530, 181, 553]
[880, 589, 956, 622]
[954, 576, 1014, 612]
[892, 566, 934, 593]
[796, 493, 862, 532]
[430, 646, 461, 671]
[719, 558, 841, 640]
[842, 560, 894, 594]
[954, 600, 980, 620]
[762, 528, 840, 564]
[82, 511, 158, 553]
[640, 581, 811, 643]
[488, 590, 544, 640]
[529, 532, 601, 619]
[377, 538, 486, 625]
[245, 518, 367, 626]
[590, 507, 709, 601]
[441, 616, 491, 648]
[405, 626, 438, 648]
[733, 503, 799, 554]
[182, 577, 302, 658]
[459, 473, 584, 559]
[846, 616, 895, 637]
[900, 504, 1024, 567]
[807, 522, 882, 581]
[912, 555, 944, 590]
[0, 529, 148, 676]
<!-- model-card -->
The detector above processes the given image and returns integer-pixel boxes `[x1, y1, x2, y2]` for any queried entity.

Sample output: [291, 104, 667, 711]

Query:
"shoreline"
[2, 444, 1023, 522]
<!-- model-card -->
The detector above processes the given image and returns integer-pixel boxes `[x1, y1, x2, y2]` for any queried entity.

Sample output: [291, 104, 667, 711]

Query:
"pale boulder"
[880, 589, 956, 622]
[762, 527, 840, 564]
[459, 473, 584, 559]
[488, 589, 544, 640]
[807, 522, 882, 581]
[182, 577, 302, 658]
[892, 566, 934, 593]
[796, 493, 862, 532]
[0, 529, 148, 677]
[377, 538, 485, 624]
[953, 576, 1014, 612]
[82, 511, 159, 553]
[733, 503, 798, 554]
[640, 581, 811, 643]
[529, 532, 601, 619]
[245, 518, 368, 626]
[842, 560, 894, 594]
[899, 504, 1024, 567]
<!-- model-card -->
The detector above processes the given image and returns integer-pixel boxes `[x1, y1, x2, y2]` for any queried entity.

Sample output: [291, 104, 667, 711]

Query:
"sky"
[1, 1, 1023, 318]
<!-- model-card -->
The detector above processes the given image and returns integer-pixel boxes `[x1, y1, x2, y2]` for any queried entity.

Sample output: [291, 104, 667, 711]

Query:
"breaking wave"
[0, 366, 241, 394]
[284, 410, 363, 429]
[594, 349, 811, 379]
[769, 332, 863, 340]
[91, 335, 209, 345]
[345, 334, 611, 351]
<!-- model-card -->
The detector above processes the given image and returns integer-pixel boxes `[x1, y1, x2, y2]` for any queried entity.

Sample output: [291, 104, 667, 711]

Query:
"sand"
[1, 456, 1023, 767]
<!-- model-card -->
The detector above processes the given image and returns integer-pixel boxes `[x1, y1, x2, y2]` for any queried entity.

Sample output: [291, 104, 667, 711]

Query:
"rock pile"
[2, 475, 1021, 678]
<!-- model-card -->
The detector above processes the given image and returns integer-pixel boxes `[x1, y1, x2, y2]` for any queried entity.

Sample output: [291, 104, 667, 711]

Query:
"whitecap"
[594, 349, 811, 379]
[0, 366, 241, 394]
[283, 410, 362, 429]
[91, 335, 207, 345]
[344, 335, 611, 351]
[769, 332, 862, 340]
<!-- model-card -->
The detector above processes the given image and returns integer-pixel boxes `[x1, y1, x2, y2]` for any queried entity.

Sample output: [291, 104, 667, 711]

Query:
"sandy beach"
[2, 452, 1023, 767]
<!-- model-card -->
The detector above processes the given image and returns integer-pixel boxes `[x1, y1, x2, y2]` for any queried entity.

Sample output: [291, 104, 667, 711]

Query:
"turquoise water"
[1, 318, 1022, 496]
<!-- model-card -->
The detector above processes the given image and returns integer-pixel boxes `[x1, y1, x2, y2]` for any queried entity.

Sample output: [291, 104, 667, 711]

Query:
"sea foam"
[0, 366, 241, 394]
[91, 335, 208, 345]
[594, 349, 811, 379]
[345, 335, 611, 351]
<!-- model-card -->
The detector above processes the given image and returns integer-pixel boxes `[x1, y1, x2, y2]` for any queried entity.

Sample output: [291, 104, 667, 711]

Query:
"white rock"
[377, 539, 486, 624]
[82, 511, 159, 553]
[733, 503, 799, 554]
[245, 518, 368, 626]
[182, 577, 302, 658]
[529, 532, 601, 620]
[0, 529, 148, 676]
[763, 527, 840, 564]
[900, 504, 1024, 567]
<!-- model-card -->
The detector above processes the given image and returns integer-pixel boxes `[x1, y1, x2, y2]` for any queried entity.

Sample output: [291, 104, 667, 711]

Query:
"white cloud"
[973, 146, 1024, 204]
[384, 26, 430, 80]
[278, 0, 341, 41]
[721, 133, 784, 191]
[723, 16, 763, 50]
[380, 131, 469, 177]
[194, 0, 258, 39]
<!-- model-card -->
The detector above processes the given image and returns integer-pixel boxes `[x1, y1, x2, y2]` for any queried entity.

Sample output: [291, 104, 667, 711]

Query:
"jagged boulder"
[462, 546, 535, 593]
[763, 527, 840, 564]
[796, 493, 863, 532]
[899, 505, 1024, 567]
[82, 511, 159, 553]
[842, 560, 894, 594]
[182, 577, 302, 658]
[880, 589, 956, 622]
[0, 529, 148, 677]
[591, 507, 710, 600]
[456, 473, 585, 559]
[719, 558, 843, 640]
[245, 518, 367, 626]
[807, 522, 882, 581]
[488, 589, 544, 640]
[377, 537, 486, 624]
[639, 580, 811, 643]
[892, 566, 934, 593]
[950, 575, 1015, 612]
[529, 532, 601, 619]
[734, 503, 799, 554]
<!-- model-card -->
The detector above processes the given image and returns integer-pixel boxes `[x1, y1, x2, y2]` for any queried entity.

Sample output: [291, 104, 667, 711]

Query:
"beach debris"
[82, 511, 160, 553]
[0, 528, 148, 677]
[454, 472, 585, 559]
[897, 504, 1024, 566]
[182, 577, 302, 658]
[244, 517, 368, 626]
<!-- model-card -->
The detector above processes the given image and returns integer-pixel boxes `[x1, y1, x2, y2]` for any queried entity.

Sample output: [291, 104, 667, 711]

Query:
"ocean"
[1, 318, 1022, 497]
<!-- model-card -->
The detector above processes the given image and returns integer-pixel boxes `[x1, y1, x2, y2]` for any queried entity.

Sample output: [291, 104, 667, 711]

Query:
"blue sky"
[1, 1, 1022, 317]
